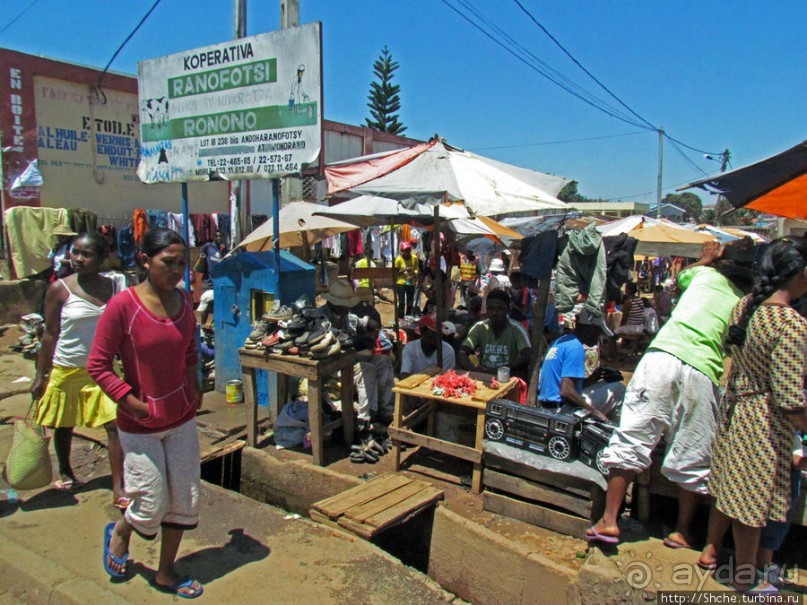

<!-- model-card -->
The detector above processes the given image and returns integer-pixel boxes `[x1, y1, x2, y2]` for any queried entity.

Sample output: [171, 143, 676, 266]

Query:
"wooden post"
[433, 204, 444, 368]
[526, 277, 551, 407]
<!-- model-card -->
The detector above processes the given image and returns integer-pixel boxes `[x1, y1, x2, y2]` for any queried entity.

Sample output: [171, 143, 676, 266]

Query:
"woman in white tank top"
[32, 232, 128, 508]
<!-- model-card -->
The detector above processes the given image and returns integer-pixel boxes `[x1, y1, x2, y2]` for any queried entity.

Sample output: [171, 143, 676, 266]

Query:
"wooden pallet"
[310, 473, 444, 539]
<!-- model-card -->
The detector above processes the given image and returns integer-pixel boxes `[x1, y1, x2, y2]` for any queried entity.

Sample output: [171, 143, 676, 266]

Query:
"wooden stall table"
[388, 367, 518, 494]
[240, 348, 356, 466]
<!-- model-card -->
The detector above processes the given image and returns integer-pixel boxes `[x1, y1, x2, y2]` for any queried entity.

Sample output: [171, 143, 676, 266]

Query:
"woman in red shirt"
[88, 228, 203, 598]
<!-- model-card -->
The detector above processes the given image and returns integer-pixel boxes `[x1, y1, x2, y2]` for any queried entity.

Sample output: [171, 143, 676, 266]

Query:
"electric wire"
[471, 131, 645, 151]
[95, 0, 164, 92]
[453, 0, 647, 129]
[0, 0, 42, 37]
[440, 0, 652, 131]
[512, 0, 658, 133]
[449, 0, 725, 173]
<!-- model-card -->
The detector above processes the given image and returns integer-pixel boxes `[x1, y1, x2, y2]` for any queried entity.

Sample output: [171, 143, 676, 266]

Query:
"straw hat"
[323, 279, 360, 307]
[52, 224, 77, 237]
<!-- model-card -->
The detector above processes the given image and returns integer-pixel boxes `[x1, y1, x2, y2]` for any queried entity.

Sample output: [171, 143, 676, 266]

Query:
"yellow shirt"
[395, 254, 418, 286]
[355, 257, 373, 288]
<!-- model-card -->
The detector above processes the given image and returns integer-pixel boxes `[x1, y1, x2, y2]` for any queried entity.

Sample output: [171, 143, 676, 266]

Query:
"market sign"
[136, 23, 321, 183]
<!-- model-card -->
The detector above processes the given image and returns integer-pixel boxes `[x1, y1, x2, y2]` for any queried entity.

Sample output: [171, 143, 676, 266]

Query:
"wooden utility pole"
[656, 127, 664, 219]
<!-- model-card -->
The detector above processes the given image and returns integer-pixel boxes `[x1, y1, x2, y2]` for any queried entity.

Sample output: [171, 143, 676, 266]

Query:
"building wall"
[0, 49, 229, 222]
[1, 49, 422, 225]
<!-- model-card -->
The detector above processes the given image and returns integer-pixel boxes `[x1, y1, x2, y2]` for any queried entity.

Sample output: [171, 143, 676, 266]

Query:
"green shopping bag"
[3, 400, 52, 490]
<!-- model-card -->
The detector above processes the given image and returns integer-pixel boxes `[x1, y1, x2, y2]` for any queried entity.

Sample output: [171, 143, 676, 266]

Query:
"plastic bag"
[274, 400, 309, 449]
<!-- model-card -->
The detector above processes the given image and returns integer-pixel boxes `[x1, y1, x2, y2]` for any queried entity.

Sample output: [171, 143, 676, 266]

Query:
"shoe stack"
[350, 422, 394, 464]
[242, 296, 354, 360]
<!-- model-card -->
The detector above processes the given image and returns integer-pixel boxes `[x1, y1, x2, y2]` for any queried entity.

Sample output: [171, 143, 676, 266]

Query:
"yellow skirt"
[35, 366, 117, 429]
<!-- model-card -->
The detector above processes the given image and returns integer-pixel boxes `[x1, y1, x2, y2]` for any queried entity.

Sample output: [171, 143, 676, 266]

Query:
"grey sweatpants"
[119, 418, 201, 538]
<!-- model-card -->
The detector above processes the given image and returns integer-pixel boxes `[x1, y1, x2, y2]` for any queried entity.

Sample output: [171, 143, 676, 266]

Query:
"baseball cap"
[577, 308, 614, 337]
[415, 314, 437, 334]
[400, 241, 411, 252]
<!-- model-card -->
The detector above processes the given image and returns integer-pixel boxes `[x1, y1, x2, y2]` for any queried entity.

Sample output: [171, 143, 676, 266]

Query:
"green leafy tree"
[365, 46, 406, 135]
[661, 192, 703, 222]
[558, 181, 585, 204]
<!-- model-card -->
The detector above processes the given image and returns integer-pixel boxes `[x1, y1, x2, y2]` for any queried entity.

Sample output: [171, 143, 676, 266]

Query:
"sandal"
[54, 479, 84, 492]
[102, 522, 128, 578]
[152, 576, 204, 599]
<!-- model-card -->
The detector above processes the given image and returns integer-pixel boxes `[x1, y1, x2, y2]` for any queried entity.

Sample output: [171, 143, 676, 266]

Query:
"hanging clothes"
[68, 208, 98, 234]
[4, 206, 70, 277]
[554, 223, 607, 317]
[117, 224, 137, 268]
[146, 210, 169, 230]
[518, 230, 558, 281]
[133, 209, 148, 245]
[602, 233, 638, 304]
[347, 229, 364, 258]
[190, 213, 216, 243]
[168, 212, 197, 247]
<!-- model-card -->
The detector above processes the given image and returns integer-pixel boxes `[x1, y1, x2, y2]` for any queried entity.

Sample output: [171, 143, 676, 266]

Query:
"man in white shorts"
[587, 242, 751, 548]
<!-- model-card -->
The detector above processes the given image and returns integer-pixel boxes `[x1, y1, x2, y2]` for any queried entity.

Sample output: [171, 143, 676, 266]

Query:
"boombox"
[484, 399, 584, 461]
[578, 420, 616, 475]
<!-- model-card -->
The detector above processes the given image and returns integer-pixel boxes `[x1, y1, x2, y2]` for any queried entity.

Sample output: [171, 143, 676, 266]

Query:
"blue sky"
[2, 0, 805, 206]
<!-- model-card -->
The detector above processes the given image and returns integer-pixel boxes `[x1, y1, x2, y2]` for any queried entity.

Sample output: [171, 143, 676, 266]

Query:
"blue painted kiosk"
[210, 249, 314, 415]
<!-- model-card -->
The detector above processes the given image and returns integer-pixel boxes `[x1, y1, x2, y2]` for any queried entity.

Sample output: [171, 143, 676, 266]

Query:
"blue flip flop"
[152, 576, 204, 599]
[102, 522, 129, 578]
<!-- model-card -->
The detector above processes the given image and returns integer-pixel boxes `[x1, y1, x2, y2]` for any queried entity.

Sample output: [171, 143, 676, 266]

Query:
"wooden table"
[239, 348, 356, 466]
[388, 368, 518, 494]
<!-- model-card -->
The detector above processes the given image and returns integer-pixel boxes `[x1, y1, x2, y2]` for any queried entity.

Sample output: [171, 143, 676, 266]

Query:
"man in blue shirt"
[537, 310, 615, 422]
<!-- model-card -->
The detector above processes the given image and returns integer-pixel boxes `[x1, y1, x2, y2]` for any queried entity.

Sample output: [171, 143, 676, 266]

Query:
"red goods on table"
[489, 377, 500, 390]
[432, 370, 478, 398]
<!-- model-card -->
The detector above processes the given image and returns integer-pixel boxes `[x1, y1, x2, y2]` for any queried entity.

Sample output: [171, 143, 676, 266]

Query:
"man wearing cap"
[536, 311, 619, 422]
[399, 315, 456, 380]
[394, 241, 418, 318]
[458, 289, 531, 379]
[317, 279, 394, 430]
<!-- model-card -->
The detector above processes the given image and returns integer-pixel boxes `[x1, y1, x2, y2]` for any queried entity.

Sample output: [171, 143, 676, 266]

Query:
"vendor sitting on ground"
[536, 309, 624, 422]
[316, 279, 394, 430]
[457, 290, 531, 379]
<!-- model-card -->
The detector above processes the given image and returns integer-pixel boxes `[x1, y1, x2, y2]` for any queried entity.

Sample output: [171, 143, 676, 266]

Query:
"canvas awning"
[598, 215, 716, 258]
[683, 139, 807, 220]
[324, 138, 571, 218]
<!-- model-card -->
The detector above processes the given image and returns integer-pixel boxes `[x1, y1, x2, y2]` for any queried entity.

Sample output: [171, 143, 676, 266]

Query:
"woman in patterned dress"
[704, 237, 807, 593]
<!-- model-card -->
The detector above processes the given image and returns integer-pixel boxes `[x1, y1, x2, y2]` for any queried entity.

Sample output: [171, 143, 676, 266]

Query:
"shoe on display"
[248, 319, 271, 341]
[309, 330, 335, 353]
[293, 294, 313, 314]
[266, 305, 293, 321]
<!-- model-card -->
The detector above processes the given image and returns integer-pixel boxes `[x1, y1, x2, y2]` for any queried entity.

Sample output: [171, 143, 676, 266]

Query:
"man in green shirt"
[587, 242, 752, 548]
[458, 289, 531, 378]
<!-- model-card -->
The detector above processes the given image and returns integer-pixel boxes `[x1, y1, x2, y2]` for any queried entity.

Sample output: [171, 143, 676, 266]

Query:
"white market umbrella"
[324, 138, 570, 217]
[314, 197, 524, 246]
[233, 201, 357, 252]
[597, 215, 717, 258]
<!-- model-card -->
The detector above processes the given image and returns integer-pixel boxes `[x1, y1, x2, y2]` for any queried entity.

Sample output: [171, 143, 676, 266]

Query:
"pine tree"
[365, 46, 406, 135]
